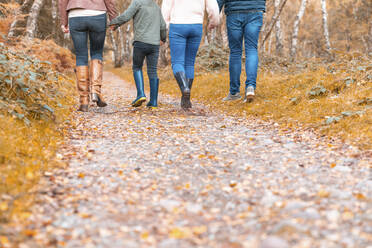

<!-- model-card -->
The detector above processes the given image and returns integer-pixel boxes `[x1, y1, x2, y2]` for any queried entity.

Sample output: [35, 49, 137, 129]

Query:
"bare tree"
[320, 0, 331, 53]
[274, 0, 283, 55]
[8, 0, 33, 37]
[25, 0, 44, 39]
[117, 27, 125, 66]
[51, 0, 57, 39]
[290, 0, 307, 58]
[109, 29, 121, 67]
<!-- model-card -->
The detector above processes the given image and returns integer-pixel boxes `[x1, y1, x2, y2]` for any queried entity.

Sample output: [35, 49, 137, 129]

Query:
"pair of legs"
[169, 24, 203, 109]
[226, 12, 263, 100]
[131, 41, 160, 108]
[69, 14, 107, 111]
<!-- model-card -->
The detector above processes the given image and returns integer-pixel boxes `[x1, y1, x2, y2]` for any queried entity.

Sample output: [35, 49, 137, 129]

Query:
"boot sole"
[92, 94, 107, 107]
[132, 97, 146, 107]
[181, 92, 192, 109]
[244, 95, 255, 103]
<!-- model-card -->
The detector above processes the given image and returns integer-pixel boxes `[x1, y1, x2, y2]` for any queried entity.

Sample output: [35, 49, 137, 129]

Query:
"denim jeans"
[69, 14, 107, 66]
[132, 41, 160, 79]
[169, 24, 203, 79]
[226, 12, 263, 94]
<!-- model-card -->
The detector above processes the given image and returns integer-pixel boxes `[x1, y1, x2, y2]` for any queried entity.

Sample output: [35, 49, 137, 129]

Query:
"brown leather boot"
[75, 66, 90, 112]
[90, 59, 107, 107]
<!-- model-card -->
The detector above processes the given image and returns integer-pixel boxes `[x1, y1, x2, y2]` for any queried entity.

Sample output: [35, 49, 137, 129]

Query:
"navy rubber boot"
[147, 78, 159, 108]
[174, 71, 191, 109]
[132, 70, 146, 107]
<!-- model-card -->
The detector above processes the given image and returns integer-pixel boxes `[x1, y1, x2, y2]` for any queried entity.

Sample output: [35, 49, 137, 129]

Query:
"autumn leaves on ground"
[1, 7, 372, 248]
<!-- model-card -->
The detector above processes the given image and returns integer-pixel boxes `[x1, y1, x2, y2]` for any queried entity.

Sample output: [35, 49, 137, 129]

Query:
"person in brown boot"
[90, 59, 107, 107]
[59, 0, 118, 111]
[75, 66, 90, 112]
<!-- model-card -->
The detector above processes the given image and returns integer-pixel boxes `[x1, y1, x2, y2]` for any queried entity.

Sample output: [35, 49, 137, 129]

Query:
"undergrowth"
[0, 39, 75, 230]
[111, 50, 371, 150]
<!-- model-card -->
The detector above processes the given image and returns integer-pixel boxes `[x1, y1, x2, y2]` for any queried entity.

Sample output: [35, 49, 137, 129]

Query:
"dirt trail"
[23, 72, 371, 248]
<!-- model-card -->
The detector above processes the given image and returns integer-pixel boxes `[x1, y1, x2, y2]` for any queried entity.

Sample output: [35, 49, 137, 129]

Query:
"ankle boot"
[90, 59, 107, 107]
[147, 78, 159, 108]
[132, 70, 146, 107]
[75, 66, 89, 112]
[174, 71, 191, 109]
[187, 78, 194, 108]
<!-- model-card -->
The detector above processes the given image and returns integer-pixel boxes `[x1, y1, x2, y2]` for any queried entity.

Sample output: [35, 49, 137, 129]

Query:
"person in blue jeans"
[217, 0, 266, 103]
[162, 0, 220, 110]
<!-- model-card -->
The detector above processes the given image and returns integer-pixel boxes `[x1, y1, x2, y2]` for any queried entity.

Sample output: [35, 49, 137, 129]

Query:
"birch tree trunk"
[117, 27, 125, 67]
[320, 0, 331, 53]
[25, 0, 45, 39]
[125, 25, 131, 61]
[290, 0, 307, 58]
[8, 0, 33, 37]
[109, 30, 121, 67]
[51, 0, 57, 39]
[274, 0, 283, 55]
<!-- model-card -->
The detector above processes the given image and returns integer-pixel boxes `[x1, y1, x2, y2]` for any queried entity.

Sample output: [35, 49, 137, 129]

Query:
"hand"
[160, 41, 165, 46]
[61, 25, 69, 33]
[208, 23, 216, 31]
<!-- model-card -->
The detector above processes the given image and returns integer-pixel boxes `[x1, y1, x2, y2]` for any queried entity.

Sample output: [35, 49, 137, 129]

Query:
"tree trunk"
[125, 25, 132, 61]
[25, 0, 45, 39]
[290, 0, 307, 58]
[109, 30, 121, 68]
[51, 0, 57, 39]
[8, 0, 33, 37]
[260, 0, 288, 48]
[117, 27, 125, 67]
[274, 0, 283, 55]
[320, 0, 331, 53]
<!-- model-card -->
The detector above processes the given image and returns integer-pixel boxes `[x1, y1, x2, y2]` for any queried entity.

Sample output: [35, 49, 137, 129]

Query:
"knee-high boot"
[90, 59, 107, 107]
[174, 71, 191, 109]
[75, 66, 90, 112]
[132, 70, 146, 107]
[147, 78, 159, 108]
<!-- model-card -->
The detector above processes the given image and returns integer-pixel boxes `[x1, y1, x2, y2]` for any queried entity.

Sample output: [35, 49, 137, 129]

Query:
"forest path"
[25, 72, 371, 248]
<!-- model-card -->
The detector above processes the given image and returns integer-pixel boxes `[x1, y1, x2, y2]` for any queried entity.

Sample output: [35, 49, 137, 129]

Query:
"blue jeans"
[132, 41, 160, 79]
[69, 14, 107, 66]
[169, 24, 203, 79]
[226, 12, 263, 94]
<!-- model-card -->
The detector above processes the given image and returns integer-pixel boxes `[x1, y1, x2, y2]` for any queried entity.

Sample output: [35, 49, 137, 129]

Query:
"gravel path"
[24, 72, 371, 248]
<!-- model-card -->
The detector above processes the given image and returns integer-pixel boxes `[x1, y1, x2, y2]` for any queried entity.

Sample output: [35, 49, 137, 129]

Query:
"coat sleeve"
[109, 0, 139, 26]
[58, 0, 69, 26]
[103, 0, 118, 21]
[206, 0, 220, 27]
[160, 11, 167, 42]
[161, 0, 172, 27]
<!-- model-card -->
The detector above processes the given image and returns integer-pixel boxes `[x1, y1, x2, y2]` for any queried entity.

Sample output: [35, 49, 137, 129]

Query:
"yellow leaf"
[118, 170, 123, 176]
[192, 226, 207, 235]
[23, 229, 36, 237]
[78, 173, 85, 179]
[0, 236, 10, 247]
[317, 190, 330, 198]
[140, 231, 149, 240]
[354, 193, 366, 200]
[0, 202, 8, 211]
[185, 183, 190, 189]
[169, 228, 190, 239]
[26, 171, 34, 180]
[330, 163, 336, 168]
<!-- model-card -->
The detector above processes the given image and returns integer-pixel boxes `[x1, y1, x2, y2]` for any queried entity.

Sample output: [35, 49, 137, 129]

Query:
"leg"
[88, 14, 108, 107]
[69, 17, 89, 111]
[243, 12, 263, 89]
[146, 45, 160, 108]
[169, 24, 187, 75]
[184, 24, 203, 80]
[169, 24, 191, 109]
[226, 14, 244, 95]
[131, 42, 147, 107]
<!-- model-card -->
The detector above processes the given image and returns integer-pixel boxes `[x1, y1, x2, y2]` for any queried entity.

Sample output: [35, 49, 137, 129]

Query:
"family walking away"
[59, 0, 266, 112]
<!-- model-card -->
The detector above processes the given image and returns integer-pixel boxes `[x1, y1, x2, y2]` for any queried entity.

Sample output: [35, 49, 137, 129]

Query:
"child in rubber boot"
[109, 0, 167, 108]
